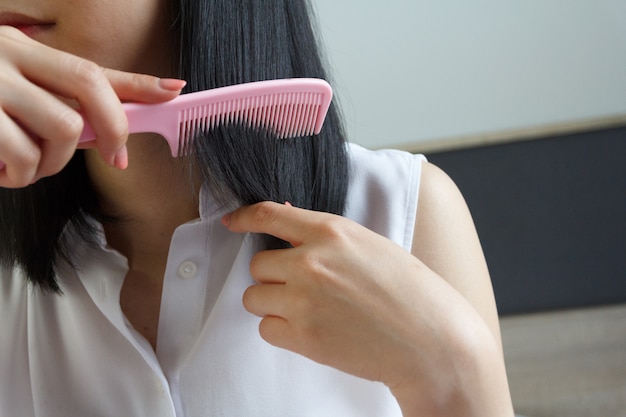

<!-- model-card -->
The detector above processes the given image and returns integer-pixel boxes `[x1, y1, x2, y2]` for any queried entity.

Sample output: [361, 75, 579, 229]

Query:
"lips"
[0, 11, 55, 37]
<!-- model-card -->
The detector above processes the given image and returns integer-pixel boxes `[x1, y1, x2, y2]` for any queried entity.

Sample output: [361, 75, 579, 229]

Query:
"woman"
[0, 0, 514, 415]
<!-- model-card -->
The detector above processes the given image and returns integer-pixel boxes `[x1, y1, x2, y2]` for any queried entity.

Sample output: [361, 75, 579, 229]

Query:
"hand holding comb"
[0, 78, 333, 170]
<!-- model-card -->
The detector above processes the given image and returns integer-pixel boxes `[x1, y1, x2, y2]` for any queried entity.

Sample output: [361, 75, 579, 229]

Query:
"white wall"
[311, 1, 626, 150]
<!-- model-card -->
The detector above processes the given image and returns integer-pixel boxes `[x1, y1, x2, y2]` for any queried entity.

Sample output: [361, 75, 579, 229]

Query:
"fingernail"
[285, 201, 293, 207]
[113, 146, 128, 170]
[221, 213, 231, 227]
[159, 78, 187, 91]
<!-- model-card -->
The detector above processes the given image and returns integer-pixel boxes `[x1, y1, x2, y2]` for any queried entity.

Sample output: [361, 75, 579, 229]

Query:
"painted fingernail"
[158, 78, 187, 91]
[113, 146, 128, 170]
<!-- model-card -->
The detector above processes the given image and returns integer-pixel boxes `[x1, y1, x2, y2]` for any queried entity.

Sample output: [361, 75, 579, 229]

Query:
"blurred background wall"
[312, 0, 626, 153]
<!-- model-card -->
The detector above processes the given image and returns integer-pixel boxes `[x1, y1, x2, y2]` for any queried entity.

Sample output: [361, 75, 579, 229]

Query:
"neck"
[85, 134, 201, 269]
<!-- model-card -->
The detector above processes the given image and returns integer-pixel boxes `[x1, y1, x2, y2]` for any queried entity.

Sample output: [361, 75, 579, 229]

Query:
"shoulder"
[415, 161, 469, 225]
[412, 161, 481, 258]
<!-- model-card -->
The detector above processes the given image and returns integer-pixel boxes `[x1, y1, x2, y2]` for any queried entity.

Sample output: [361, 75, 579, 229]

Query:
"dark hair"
[0, 0, 349, 292]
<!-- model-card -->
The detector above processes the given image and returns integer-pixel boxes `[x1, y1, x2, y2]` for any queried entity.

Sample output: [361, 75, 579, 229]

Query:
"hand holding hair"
[222, 201, 514, 417]
[0, 26, 185, 188]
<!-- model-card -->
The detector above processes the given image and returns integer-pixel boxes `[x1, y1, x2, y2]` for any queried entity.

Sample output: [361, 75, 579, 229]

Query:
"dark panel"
[426, 126, 626, 315]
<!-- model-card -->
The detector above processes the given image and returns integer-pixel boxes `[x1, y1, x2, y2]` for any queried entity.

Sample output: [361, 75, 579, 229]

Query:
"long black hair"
[0, 0, 349, 292]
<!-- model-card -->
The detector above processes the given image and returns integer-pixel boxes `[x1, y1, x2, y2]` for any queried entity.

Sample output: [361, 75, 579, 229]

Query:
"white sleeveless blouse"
[0, 143, 425, 417]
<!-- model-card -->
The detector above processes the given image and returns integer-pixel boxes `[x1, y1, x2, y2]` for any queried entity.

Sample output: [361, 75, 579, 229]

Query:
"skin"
[0, 1, 514, 415]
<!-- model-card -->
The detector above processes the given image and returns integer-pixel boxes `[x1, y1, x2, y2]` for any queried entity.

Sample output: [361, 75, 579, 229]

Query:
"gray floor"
[501, 304, 626, 417]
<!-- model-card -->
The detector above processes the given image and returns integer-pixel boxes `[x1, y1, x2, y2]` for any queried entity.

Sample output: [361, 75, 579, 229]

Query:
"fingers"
[1, 79, 84, 181]
[243, 283, 289, 317]
[73, 74, 185, 152]
[13, 39, 128, 166]
[104, 68, 186, 103]
[222, 201, 326, 246]
[0, 26, 185, 186]
[258, 316, 293, 350]
[0, 111, 40, 185]
[243, 282, 308, 355]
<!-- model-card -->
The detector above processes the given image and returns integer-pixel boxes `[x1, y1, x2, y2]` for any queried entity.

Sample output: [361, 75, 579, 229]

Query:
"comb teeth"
[177, 91, 324, 155]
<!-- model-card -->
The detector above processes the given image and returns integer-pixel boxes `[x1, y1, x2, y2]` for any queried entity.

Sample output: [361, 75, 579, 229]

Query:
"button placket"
[157, 221, 210, 375]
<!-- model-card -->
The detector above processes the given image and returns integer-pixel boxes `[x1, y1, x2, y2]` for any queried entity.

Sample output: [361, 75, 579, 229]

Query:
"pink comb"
[0, 78, 332, 170]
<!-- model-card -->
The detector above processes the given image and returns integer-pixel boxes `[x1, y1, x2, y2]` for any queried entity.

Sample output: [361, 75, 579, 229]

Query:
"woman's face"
[0, 0, 175, 76]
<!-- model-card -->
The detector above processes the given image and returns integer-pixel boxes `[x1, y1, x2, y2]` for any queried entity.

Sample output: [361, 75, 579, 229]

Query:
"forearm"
[390, 318, 514, 417]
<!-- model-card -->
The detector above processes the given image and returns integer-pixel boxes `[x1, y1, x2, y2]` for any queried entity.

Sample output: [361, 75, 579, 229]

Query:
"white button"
[177, 260, 198, 279]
